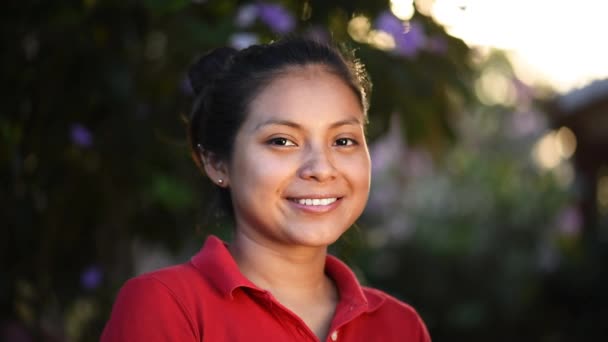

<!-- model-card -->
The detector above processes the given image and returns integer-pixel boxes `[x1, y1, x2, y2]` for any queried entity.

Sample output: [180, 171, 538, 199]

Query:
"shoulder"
[101, 263, 205, 341]
[112, 262, 210, 313]
[125, 263, 200, 296]
[119, 263, 208, 307]
[135, 262, 204, 292]
[361, 286, 431, 341]
[362, 286, 420, 316]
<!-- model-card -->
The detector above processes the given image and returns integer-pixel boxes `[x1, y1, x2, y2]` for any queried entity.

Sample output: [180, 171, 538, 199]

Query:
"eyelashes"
[265, 137, 359, 147]
[334, 138, 357, 146]
[267, 137, 296, 146]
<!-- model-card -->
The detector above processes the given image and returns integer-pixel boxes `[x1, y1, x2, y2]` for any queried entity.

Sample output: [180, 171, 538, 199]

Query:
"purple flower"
[375, 11, 426, 57]
[70, 123, 93, 148]
[257, 3, 295, 34]
[394, 21, 426, 57]
[80, 265, 103, 290]
[375, 11, 405, 37]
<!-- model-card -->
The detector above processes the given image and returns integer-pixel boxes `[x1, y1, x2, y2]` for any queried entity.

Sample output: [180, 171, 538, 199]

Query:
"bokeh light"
[555, 126, 577, 159]
[474, 69, 517, 106]
[532, 127, 577, 171]
[390, 0, 415, 20]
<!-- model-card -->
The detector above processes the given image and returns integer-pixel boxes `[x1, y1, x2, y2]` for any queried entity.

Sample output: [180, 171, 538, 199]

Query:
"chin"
[286, 226, 346, 248]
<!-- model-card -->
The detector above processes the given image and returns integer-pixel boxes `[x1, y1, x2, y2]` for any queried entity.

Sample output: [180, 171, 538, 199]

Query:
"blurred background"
[2, 0, 608, 341]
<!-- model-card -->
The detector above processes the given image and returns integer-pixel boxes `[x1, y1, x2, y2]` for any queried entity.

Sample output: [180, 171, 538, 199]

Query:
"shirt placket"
[250, 290, 313, 341]
[325, 302, 368, 342]
[263, 290, 331, 341]
[265, 292, 367, 342]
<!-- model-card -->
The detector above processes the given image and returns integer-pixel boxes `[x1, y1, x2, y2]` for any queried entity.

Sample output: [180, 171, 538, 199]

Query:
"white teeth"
[295, 198, 337, 206]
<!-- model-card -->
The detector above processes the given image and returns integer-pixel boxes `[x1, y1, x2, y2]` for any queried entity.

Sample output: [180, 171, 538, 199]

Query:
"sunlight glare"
[390, 0, 415, 20]
[431, 0, 608, 92]
[414, 0, 435, 16]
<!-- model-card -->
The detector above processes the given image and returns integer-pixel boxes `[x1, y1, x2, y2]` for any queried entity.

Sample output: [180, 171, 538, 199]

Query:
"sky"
[392, 0, 608, 93]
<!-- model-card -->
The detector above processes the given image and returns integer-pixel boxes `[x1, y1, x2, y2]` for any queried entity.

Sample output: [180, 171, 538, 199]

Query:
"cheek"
[231, 148, 295, 192]
[347, 151, 371, 180]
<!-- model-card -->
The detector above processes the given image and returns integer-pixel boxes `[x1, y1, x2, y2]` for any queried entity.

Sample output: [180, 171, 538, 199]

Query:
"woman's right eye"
[267, 137, 296, 147]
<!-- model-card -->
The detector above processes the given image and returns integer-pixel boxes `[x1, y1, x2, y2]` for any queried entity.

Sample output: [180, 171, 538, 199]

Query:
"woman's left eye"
[334, 138, 357, 146]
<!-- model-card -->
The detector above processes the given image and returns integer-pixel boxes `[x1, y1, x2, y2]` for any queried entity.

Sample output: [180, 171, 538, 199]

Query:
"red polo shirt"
[101, 236, 430, 341]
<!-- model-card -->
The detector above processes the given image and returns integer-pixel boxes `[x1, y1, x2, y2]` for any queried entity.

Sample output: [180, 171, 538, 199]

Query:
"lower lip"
[287, 198, 342, 214]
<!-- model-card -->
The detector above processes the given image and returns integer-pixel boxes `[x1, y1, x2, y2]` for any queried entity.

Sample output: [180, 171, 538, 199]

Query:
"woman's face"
[225, 66, 371, 250]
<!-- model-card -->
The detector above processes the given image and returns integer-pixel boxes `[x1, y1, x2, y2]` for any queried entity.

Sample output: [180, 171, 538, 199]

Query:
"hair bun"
[188, 47, 238, 95]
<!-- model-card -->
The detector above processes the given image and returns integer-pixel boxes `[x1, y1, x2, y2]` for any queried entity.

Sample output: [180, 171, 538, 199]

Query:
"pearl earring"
[218, 179, 224, 185]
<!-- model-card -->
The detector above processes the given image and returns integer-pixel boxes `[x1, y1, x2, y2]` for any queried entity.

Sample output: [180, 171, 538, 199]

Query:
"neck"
[228, 232, 333, 301]
[229, 231, 339, 340]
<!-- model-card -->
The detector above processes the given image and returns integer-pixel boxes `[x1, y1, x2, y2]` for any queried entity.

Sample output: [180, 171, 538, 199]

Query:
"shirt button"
[330, 330, 338, 341]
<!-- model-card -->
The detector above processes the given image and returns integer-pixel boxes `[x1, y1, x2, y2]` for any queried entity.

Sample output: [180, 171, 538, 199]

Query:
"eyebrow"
[254, 117, 362, 131]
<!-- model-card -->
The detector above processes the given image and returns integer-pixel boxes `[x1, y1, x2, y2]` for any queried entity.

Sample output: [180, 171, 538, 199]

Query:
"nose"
[298, 145, 337, 182]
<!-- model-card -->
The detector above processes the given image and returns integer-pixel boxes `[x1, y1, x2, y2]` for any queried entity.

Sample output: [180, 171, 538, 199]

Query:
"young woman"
[102, 37, 430, 342]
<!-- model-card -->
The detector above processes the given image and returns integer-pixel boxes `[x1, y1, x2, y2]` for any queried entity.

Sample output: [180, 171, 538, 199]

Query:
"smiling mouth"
[288, 197, 340, 206]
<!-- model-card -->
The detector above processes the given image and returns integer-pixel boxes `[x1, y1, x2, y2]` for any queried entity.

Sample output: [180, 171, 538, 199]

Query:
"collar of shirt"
[190, 235, 385, 318]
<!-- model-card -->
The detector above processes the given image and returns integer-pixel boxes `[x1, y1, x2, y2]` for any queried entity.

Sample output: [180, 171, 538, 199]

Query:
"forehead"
[244, 65, 364, 126]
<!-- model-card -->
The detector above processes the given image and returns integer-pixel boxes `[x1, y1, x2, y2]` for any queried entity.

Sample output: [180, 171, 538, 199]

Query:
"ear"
[199, 148, 230, 188]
